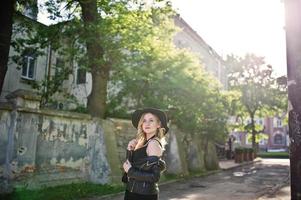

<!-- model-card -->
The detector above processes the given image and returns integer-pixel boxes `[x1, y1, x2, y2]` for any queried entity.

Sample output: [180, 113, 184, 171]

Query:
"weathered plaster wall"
[0, 102, 111, 188]
[0, 109, 13, 169]
[107, 120, 218, 176]
[204, 141, 219, 170]
[0, 92, 219, 188]
[100, 119, 125, 183]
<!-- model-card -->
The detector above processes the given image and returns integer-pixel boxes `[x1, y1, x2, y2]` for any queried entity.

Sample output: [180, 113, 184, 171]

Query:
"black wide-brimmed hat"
[131, 108, 169, 134]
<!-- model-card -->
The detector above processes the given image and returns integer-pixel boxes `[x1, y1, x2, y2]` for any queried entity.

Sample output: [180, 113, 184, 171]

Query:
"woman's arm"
[127, 164, 161, 182]
[126, 156, 166, 182]
[123, 139, 165, 182]
[146, 139, 163, 157]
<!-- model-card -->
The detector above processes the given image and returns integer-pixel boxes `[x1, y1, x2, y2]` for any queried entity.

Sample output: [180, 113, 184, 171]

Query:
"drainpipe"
[284, 0, 301, 199]
[47, 45, 52, 85]
[43, 44, 52, 106]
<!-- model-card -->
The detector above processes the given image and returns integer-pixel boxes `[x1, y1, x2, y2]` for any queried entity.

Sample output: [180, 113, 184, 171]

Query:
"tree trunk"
[88, 66, 109, 118]
[284, 0, 301, 198]
[250, 114, 257, 151]
[79, 0, 109, 118]
[0, 0, 15, 94]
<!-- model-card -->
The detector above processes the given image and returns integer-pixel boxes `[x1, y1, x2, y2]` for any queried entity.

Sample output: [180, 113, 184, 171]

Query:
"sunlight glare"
[171, 0, 286, 76]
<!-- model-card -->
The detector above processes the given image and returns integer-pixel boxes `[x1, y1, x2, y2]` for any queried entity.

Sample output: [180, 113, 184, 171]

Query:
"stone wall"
[0, 90, 219, 189]
[0, 109, 112, 188]
[102, 120, 219, 177]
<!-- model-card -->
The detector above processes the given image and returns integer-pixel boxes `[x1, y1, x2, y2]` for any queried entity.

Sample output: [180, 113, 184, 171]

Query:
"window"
[77, 68, 86, 84]
[259, 138, 267, 145]
[277, 119, 282, 127]
[274, 134, 283, 145]
[258, 119, 263, 125]
[273, 118, 283, 127]
[21, 55, 35, 80]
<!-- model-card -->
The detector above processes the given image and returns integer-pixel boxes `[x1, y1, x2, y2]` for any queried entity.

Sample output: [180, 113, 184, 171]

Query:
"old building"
[174, 15, 227, 89]
[0, 14, 227, 107]
[230, 115, 288, 152]
[0, 12, 223, 187]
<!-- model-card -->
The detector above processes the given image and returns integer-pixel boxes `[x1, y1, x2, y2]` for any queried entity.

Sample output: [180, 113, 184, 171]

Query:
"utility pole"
[284, 0, 301, 199]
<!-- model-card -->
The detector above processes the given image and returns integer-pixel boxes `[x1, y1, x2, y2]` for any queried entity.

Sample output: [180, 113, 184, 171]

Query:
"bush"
[235, 147, 244, 153]
[257, 152, 289, 159]
[246, 148, 254, 153]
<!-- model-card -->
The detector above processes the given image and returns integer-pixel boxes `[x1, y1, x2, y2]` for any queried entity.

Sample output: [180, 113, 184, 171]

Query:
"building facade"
[1, 13, 227, 107]
[173, 15, 227, 89]
[230, 116, 288, 152]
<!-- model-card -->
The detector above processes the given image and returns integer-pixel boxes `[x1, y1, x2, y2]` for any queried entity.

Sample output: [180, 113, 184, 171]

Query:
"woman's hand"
[127, 139, 138, 150]
[123, 160, 132, 173]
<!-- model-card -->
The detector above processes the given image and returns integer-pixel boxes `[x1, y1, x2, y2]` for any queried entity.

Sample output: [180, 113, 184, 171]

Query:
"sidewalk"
[219, 158, 290, 200]
[84, 159, 248, 200]
[85, 158, 290, 200]
[257, 186, 290, 200]
[219, 157, 261, 170]
[219, 159, 244, 170]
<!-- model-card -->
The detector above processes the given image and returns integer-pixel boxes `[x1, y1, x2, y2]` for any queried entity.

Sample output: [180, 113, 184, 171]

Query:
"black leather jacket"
[125, 155, 166, 195]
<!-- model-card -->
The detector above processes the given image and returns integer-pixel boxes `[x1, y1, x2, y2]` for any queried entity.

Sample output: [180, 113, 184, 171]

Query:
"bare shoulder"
[147, 139, 163, 157]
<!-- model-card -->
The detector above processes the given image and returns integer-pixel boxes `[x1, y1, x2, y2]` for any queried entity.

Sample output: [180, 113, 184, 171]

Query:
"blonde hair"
[136, 113, 167, 148]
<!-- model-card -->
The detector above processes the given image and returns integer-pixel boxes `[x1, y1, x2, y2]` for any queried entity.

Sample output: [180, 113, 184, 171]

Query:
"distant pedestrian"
[122, 108, 169, 200]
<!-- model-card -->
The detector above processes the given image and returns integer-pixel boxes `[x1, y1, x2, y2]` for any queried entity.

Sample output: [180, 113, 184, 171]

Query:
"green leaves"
[226, 53, 287, 149]
[107, 13, 229, 141]
[15, 0, 231, 140]
[227, 54, 287, 115]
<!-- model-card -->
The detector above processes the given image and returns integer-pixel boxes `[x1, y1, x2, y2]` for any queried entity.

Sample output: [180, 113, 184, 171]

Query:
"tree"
[32, 0, 173, 118]
[13, 0, 232, 142]
[0, 0, 39, 95]
[107, 15, 231, 143]
[0, 0, 16, 94]
[77, 0, 108, 118]
[226, 54, 287, 150]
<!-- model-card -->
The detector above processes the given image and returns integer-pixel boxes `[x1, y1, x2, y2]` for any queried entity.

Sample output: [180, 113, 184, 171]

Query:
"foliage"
[235, 147, 254, 153]
[12, 0, 174, 117]
[234, 147, 244, 153]
[257, 152, 289, 159]
[10, 12, 78, 107]
[247, 148, 254, 153]
[0, 182, 123, 200]
[11, 0, 234, 141]
[226, 54, 287, 149]
[70, 104, 88, 113]
[107, 13, 232, 142]
[45, 0, 174, 117]
[246, 133, 268, 144]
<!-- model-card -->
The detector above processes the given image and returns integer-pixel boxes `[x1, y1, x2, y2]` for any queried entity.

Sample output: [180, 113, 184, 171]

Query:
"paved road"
[98, 159, 290, 200]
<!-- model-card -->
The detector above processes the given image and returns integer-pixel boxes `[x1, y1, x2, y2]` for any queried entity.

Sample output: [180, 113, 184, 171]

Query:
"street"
[98, 159, 290, 200]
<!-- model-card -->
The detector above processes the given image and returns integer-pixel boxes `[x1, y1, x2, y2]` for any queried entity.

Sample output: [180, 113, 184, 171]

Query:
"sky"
[171, 0, 287, 77]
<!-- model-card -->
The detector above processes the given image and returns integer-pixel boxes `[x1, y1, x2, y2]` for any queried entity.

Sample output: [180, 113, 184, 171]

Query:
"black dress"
[124, 137, 159, 200]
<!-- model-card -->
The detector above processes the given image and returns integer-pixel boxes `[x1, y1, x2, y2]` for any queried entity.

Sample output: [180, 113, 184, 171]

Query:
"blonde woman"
[122, 108, 169, 200]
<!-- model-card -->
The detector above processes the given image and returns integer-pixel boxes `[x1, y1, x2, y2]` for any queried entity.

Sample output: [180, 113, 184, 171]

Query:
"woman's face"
[142, 113, 161, 135]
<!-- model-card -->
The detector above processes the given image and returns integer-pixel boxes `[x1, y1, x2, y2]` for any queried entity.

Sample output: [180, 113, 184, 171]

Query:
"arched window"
[274, 134, 283, 145]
